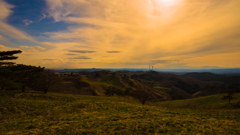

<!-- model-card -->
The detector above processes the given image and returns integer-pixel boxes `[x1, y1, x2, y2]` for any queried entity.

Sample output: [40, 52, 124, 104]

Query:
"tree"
[0, 50, 22, 66]
[105, 86, 117, 96]
[0, 50, 46, 92]
[0, 50, 22, 90]
[129, 85, 153, 105]
[222, 88, 237, 105]
[36, 69, 61, 94]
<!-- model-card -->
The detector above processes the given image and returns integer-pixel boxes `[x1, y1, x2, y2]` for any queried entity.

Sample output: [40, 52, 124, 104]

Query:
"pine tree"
[0, 50, 22, 66]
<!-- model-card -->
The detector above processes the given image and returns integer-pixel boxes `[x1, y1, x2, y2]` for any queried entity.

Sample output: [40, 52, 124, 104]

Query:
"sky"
[0, 0, 240, 69]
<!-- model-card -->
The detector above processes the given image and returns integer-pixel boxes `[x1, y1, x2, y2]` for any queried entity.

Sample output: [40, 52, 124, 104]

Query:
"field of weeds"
[0, 90, 240, 134]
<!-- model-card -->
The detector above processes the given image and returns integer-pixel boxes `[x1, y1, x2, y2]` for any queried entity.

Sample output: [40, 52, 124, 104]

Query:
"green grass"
[156, 93, 240, 109]
[153, 86, 171, 92]
[0, 90, 240, 134]
[79, 75, 126, 95]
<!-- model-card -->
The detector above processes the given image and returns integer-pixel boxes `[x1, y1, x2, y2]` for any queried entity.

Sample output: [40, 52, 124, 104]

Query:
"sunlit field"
[1, 90, 240, 134]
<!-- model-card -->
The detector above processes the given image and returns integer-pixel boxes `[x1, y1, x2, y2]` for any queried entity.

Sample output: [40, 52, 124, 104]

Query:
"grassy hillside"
[1, 90, 240, 134]
[61, 73, 168, 101]
[131, 71, 227, 99]
[156, 93, 240, 109]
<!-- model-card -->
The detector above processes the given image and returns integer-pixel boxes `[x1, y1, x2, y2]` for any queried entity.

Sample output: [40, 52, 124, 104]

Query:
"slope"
[0, 90, 240, 134]
[156, 93, 240, 109]
[131, 71, 225, 98]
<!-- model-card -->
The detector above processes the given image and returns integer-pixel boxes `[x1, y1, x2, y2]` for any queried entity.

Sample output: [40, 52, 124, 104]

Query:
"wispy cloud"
[0, 0, 39, 43]
[22, 19, 33, 26]
[0, 0, 14, 21]
[20, 46, 46, 52]
[65, 53, 78, 55]
[22, 14, 47, 26]
[106, 51, 121, 53]
[39, 14, 46, 21]
[68, 50, 96, 53]
[69, 56, 92, 59]
[43, 58, 56, 61]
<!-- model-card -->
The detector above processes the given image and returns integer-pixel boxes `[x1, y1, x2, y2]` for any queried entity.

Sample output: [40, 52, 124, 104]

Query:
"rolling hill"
[131, 71, 226, 99]
[1, 90, 240, 134]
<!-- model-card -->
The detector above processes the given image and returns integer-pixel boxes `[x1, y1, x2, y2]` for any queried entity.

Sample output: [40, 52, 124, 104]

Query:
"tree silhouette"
[0, 50, 22, 66]
[36, 69, 61, 94]
[222, 88, 237, 105]
[130, 87, 152, 105]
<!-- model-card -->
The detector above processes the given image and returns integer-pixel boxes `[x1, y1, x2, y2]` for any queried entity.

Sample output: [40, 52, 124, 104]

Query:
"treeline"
[0, 50, 59, 94]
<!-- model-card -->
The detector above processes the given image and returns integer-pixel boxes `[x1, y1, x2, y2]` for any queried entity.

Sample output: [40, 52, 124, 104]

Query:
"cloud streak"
[69, 56, 92, 59]
[22, 19, 33, 26]
[106, 51, 121, 53]
[20, 46, 46, 52]
[68, 50, 96, 53]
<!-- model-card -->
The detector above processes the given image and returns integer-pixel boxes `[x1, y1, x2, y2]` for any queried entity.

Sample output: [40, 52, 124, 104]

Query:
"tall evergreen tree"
[0, 50, 22, 66]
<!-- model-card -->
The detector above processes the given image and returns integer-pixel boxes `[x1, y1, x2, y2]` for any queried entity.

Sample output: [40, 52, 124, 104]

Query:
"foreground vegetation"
[156, 93, 240, 109]
[1, 90, 240, 134]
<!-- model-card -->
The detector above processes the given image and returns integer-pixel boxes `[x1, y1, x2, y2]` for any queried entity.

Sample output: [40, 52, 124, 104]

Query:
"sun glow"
[152, 0, 183, 19]
[156, 0, 182, 7]
[160, 0, 175, 2]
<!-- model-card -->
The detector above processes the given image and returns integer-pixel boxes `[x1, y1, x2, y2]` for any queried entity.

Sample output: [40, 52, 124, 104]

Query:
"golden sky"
[0, 0, 240, 69]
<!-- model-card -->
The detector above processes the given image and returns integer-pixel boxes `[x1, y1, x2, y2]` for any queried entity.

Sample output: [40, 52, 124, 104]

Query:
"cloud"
[22, 14, 46, 26]
[1, 0, 240, 69]
[20, 46, 46, 52]
[0, 0, 38, 43]
[0, 44, 18, 50]
[43, 58, 55, 61]
[42, 58, 64, 63]
[68, 50, 96, 53]
[151, 60, 171, 64]
[65, 53, 78, 55]
[39, 14, 47, 21]
[0, 0, 14, 21]
[106, 51, 121, 53]
[148, 59, 181, 66]
[69, 56, 91, 59]
[22, 19, 33, 26]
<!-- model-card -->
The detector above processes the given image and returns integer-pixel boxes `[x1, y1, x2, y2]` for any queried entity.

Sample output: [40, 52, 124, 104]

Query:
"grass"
[0, 90, 240, 134]
[156, 93, 240, 109]
[153, 86, 171, 92]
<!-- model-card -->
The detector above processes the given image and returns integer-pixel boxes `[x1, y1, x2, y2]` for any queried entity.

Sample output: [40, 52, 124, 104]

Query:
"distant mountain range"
[53, 68, 240, 75]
